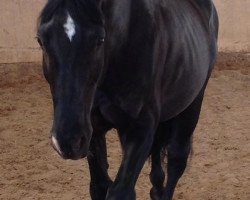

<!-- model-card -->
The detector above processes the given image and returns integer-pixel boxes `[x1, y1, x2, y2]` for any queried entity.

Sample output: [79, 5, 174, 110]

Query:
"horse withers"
[37, 0, 218, 199]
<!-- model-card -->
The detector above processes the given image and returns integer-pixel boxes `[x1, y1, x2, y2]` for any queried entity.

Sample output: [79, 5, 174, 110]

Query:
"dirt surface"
[0, 53, 249, 200]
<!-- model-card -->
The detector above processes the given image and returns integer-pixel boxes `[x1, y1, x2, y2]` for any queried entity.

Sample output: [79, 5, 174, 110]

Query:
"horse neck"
[104, 0, 132, 53]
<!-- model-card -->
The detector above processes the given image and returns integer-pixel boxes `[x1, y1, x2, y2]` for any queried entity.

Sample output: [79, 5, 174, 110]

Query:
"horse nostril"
[74, 136, 85, 152]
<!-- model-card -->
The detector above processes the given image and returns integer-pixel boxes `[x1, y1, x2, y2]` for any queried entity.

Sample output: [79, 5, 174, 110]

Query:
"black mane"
[38, 0, 103, 26]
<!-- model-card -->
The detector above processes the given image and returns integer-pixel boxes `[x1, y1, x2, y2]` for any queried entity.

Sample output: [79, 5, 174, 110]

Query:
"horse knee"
[90, 180, 112, 200]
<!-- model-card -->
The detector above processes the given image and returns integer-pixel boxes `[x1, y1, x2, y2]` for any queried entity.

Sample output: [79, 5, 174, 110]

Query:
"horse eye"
[97, 38, 105, 46]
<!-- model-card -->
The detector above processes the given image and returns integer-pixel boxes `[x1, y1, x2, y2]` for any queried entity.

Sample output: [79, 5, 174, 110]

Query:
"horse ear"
[38, 18, 54, 37]
[96, 0, 106, 15]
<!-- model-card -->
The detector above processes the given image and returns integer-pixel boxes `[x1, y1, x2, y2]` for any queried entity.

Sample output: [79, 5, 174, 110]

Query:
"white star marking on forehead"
[64, 13, 76, 42]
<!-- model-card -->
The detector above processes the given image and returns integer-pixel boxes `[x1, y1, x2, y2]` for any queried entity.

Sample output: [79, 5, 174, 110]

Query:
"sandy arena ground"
[0, 53, 249, 200]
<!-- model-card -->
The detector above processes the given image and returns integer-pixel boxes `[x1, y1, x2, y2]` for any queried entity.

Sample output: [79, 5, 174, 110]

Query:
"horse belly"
[160, 52, 210, 121]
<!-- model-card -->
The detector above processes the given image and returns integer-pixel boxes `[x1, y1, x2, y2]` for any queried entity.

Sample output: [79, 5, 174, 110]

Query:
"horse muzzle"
[51, 134, 89, 160]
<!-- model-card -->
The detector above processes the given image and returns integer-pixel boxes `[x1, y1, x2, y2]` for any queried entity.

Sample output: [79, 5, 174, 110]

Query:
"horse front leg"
[106, 112, 157, 200]
[88, 133, 113, 200]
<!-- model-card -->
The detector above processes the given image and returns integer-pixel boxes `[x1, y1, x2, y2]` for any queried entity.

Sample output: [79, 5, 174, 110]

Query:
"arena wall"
[214, 0, 250, 53]
[0, 0, 249, 63]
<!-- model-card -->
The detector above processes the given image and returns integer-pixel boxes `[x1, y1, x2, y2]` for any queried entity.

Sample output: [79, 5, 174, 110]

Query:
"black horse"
[37, 0, 218, 199]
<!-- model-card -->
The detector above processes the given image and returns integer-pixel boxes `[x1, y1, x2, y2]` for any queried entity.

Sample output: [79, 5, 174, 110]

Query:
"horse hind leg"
[150, 126, 168, 200]
[162, 130, 192, 200]
[161, 89, 205, 200]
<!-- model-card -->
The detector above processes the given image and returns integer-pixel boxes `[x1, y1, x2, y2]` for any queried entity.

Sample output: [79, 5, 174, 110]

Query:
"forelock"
[38, 0, 103, 28]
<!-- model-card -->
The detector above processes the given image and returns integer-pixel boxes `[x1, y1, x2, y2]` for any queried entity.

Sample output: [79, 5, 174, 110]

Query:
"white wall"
[214, 0, 250, 52]
[0, 0, 249, 63]
[0, 0, 46, 63]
